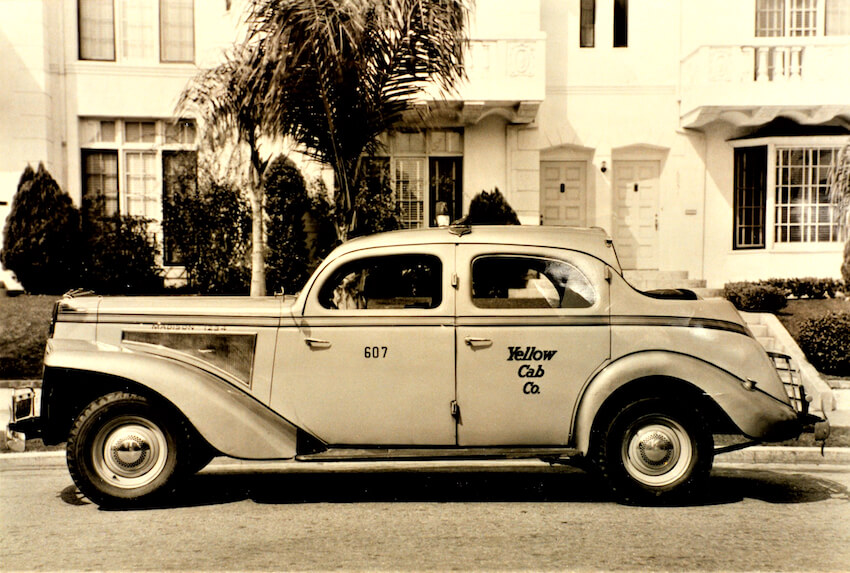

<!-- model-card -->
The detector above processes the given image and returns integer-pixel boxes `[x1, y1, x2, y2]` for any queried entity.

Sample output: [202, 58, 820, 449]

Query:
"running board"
[295, 447, 582, 462]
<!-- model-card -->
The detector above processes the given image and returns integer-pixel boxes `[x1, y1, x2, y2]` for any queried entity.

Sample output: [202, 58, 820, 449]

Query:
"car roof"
[336, 225, 622, 270]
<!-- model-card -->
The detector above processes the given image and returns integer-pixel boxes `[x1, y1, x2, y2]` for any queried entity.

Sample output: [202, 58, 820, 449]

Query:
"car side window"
[318, 254, 442, 310]
[471, 255, 596, 309]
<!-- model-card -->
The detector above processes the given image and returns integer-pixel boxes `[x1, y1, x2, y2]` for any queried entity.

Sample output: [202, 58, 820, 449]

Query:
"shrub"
[349, 171, 400, 238]
[761, 277, 841, 299]
[797, 312, 850, 375]
[843, 240, 850, 288]
[80, 214, 163, 294]
[1, 163, 81, 294]
[164, 177, 252, 294]
[722, 282, 787, 312]
[305, 182, 340, 271]
[461, 188, 520, 225]
[264, 156, 311, 295]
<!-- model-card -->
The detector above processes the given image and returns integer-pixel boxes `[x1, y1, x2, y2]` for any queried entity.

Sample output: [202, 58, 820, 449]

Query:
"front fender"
[572, 350, 797, 453]
[44, 339, 297, 459]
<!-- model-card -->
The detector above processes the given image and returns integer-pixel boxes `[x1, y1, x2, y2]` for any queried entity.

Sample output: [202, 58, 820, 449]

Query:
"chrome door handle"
[304, 337, 331, 349]
[464, 337, 492, 347]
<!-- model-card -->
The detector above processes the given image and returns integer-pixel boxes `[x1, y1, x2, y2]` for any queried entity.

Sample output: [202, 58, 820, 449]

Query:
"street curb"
[3, 447, 850, 469]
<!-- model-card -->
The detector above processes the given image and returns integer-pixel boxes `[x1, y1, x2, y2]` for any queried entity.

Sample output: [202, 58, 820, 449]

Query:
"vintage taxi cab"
[7, 225, 828, 505]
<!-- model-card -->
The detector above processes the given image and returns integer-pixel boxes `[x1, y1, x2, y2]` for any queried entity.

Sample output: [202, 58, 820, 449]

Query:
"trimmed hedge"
[760, 277, 844, 299]
[797, 311, 850, 375]
[722, 282, 787, 312]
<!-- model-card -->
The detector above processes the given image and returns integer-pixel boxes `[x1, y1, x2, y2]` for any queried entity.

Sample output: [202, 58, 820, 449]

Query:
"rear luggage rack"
[767, 351, 809, 415]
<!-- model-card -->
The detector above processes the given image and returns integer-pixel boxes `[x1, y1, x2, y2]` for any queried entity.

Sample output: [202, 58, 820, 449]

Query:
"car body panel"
[454, 245, 611, 445]
[43, 338, 298, 459]
[572, 350, 799, 453]
[272, 243, 457, 445]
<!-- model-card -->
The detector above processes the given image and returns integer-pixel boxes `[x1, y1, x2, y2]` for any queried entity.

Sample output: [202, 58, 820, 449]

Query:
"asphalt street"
[2, 456, 849, 571]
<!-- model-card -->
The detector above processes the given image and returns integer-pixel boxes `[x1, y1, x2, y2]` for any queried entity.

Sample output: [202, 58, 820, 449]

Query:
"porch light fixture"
[600, 161, 607, 173]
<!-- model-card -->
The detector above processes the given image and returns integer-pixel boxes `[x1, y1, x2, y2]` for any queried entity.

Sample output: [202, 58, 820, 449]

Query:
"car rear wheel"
[67, 392, 184, 506]
[593, 398, 713, 504]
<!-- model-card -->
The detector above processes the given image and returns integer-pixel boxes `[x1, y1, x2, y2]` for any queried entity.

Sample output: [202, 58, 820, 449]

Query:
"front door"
[614, 161, 660, 269]
[274, 246, 456, 446]
[454, 245, 610, 446]
[540, 161, 587, 226]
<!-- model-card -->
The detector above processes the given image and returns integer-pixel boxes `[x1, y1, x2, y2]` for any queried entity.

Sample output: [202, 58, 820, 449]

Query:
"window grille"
[789, 0, 817, 35]
[734, 147, 768, 249]
[775, 147, 841, 243]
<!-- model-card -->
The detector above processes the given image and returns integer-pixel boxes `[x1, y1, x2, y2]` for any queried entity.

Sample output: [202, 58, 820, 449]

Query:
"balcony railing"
[419, 37, 546, 122]
[680, 40, 850, 127]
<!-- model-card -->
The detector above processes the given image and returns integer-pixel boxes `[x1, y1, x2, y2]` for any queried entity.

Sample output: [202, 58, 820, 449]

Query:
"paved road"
[2, 457, 849, 571]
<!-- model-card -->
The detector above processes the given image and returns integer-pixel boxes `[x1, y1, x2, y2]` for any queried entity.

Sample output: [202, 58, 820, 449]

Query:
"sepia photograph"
[1, 0, 849, 570]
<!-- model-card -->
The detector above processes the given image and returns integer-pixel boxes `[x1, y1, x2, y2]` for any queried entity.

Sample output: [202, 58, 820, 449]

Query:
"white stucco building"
[2, 0, 849, 288]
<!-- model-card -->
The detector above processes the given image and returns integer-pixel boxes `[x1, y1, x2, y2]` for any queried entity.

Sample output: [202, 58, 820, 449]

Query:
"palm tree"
[242, 0, 471, 241]
[828, 142, 850, 284]
[177, 45, 273, 296]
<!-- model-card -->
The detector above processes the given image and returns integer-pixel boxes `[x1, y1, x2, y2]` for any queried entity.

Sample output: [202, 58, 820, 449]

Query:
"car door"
[272, 244, 457, 446]
[455, 245, 611, 446]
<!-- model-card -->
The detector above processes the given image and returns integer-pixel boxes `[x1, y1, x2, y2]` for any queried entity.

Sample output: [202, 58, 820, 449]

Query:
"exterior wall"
[701, 124, 845, 286]
[463, 115, 507, 204]
[2, 0, 848, 289]
[0, 0, 64, 238]
[535, 0, 848, 286]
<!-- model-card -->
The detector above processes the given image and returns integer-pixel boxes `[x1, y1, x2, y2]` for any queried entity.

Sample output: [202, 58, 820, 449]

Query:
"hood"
[57, 295, 294, 322]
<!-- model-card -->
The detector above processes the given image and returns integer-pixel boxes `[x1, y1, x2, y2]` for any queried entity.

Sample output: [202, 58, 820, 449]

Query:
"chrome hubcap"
[92, 417, 167, 489]
[622, 417, 693, 487]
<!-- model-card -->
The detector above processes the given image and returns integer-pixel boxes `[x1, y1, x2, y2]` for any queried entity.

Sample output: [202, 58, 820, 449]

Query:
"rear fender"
[44, 340, 297, 459]
[573, 350, 797, 453]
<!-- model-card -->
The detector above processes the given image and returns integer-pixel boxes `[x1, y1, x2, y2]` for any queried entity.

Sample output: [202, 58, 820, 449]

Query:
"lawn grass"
[0, 295, 58, 378]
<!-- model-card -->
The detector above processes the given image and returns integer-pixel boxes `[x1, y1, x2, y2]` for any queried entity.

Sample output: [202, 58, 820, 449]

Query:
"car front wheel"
[593, 398, 713, 504]
[67, 392, 183, 506]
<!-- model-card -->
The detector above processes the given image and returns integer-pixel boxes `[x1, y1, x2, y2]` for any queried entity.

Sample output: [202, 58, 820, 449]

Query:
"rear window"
[471, 255, 596, 309]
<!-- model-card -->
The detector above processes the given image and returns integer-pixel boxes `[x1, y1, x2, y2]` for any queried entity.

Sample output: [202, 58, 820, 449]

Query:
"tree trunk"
[249, 193, 266, 296]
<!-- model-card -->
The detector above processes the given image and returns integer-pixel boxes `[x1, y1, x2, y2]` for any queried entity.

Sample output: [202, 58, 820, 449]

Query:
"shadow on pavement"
[66, 465, 849, 510]
[708, 468, 850, 505]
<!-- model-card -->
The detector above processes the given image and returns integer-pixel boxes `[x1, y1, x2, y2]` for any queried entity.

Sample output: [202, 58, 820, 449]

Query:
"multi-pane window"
[580, 0, 595, 47]
[160, 0, 195, 62]
[734, 147, 768, 249]
[374, 129, 463, 229]
[826, 0, 850, 34]
[125, 121, 156, 143]
[77, 0, 195, 63]
[733, 143, 843, 249]
[756, 0, 849, 36]
[82, 151, 119, 217]
[79, 0, 116, 60]
[789, 0, 817, 35]
[775, 148, 841, 243]
[80, 118, 197, 264]
[395, 159, 426, 229]
[756, 0, 785, 36]
[125, 151, 158, 218]
[120, 0, 156, 59]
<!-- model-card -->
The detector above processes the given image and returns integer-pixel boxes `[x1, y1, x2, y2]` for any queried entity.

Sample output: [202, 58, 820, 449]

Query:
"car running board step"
[295, 447, 582, 462]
